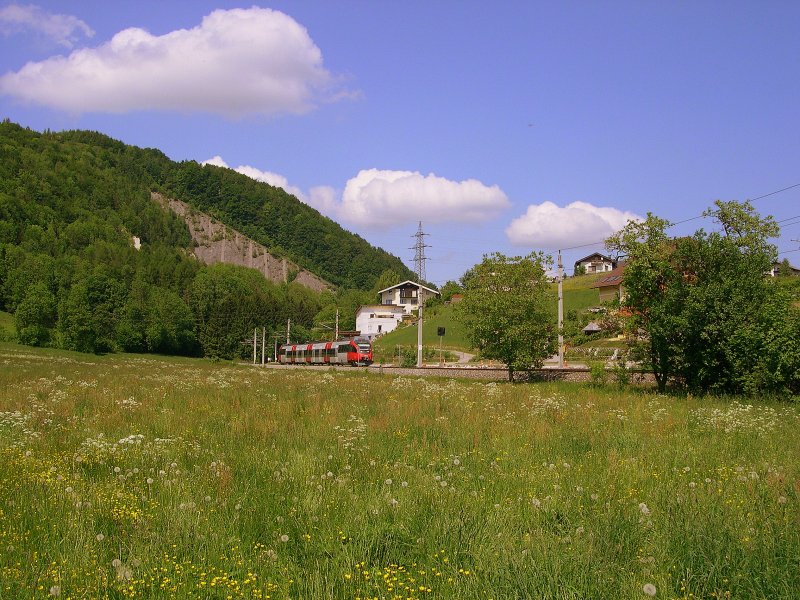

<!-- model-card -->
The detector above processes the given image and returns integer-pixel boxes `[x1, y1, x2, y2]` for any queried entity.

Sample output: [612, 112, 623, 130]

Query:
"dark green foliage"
[0, 120, 410, 359]
[14, 281, 56, 346]
[456, 252, 556, 381]
[608, 200, 799, 395]
[439, 280, 462, 302]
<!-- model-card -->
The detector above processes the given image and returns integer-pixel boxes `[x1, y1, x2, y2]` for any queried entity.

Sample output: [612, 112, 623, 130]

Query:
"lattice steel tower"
[410, 221, 430, 282]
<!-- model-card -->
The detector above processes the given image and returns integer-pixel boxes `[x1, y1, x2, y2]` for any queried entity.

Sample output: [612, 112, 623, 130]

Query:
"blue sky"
[1, 1, 799, 285]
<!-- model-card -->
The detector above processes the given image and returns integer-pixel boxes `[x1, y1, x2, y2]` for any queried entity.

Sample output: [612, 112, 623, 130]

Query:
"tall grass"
[0, 343, 798, 599]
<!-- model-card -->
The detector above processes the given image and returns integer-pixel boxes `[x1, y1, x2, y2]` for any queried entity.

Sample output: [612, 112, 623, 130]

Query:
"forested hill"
[0, 120, 414, 290]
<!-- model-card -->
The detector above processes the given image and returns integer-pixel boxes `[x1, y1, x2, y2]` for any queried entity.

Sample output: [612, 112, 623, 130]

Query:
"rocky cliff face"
[152, 192, 330, 292]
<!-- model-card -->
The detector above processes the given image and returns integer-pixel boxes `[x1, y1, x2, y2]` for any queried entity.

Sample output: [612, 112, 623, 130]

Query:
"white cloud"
[338, 169, 510, 229]
[202, 160, 510, 230]
[0, 3, 93, 48]
[505, 201, 642, 248]
[0, 7, 343, 116]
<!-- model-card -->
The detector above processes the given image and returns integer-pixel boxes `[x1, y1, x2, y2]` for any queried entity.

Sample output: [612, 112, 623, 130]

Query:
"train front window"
[358, 344, 370, 352]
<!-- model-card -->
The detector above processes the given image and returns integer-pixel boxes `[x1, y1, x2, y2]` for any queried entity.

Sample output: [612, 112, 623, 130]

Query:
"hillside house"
[591, 263, 626, 303]
[574, 253, 616, 275]
[355, 305, 407, 340]
[378, 281, 440, 314]
[767, 261, 800, 277]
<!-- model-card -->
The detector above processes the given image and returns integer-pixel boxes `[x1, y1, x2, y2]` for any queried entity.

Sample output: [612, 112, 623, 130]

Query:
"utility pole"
[286, 318, 291, 344]
[557, 250, 564, 368]
[417, 299, 423, 367]
[253, 328, 257, 364]
[410, 222, 430, 368]
[261, 327, 266, 365]
[335, 308, 339, 341]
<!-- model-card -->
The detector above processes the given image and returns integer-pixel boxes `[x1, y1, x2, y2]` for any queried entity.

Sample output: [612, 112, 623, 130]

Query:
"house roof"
[591, 263, 626, 288]
[583, 321, 602, 333]
[574, 252, 614, 266]
[377, 280, 440, 295]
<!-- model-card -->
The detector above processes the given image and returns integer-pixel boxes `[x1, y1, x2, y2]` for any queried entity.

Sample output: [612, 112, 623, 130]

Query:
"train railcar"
[278, 339, 373, 366]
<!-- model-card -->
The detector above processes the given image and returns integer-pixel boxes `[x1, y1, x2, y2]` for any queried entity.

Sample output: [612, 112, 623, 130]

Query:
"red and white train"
[278, 339, 373, 366]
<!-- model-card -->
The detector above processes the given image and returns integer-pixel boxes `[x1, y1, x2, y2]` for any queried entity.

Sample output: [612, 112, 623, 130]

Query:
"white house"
[355, 305, 407, 340]
[377, 280, 440, 314]
[574, 253, 616, 275]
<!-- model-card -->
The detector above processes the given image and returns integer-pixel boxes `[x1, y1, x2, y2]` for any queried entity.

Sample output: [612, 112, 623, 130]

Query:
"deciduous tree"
[607, 200, 798, 394]
[456, 252, 555, 381]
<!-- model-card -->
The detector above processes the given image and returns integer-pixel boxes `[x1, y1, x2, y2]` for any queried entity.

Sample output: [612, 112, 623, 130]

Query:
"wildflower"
[453, 458, 461, 466]
[96, 533, 105, 542]
[49, 585, 60, 597]
[114, 466, 121, 473]
[643, 583, 657, 596]
[401, 481, 408, 487]
[280, 534, 289, 543]
[146, 478, 154, 485]
[385, 478, 392, 485]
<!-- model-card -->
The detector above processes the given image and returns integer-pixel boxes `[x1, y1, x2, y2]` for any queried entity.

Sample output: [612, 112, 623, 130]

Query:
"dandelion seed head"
[96, 533, 105, 542]
[49, 585, 60, 597]
[643, 583, 657, 596]
[111, 558, 122, 568]
[280, 534, 289, 542]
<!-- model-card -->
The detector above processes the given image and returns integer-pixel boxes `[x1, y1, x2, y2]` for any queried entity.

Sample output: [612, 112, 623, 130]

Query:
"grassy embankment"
[1, 343, 798, 599]
[374, 274, 605, 361]
[0, 310, 15, 339]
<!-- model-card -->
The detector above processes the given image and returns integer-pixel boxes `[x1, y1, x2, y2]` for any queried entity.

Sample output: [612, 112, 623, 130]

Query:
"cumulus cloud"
[506, 201, 642, 248]
[0, 3, 93, 47]
[0, 7, 343, 116]
[202, 160, 510, 230]
[338, 169, 510, 229]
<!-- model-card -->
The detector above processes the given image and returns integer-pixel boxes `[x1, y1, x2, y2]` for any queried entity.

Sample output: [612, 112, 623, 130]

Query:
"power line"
[557, 181, 800, 253]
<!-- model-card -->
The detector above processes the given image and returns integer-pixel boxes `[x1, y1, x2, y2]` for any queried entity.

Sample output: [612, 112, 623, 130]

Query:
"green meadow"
[1, 343, 798, 599]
